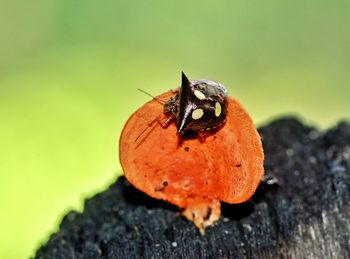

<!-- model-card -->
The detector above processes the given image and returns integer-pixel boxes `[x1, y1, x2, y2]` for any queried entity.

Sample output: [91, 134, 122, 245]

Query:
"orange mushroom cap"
[119, 90, 264, 232]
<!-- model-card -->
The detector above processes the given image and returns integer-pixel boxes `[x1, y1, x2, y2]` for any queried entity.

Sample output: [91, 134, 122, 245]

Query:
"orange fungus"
[119, 81, 264, 233]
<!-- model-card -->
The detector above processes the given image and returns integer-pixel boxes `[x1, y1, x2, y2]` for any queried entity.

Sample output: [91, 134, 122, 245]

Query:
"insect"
[119, 73, 264, 233]
[164, 72, 228, 135]
[136, 72, 228, 142]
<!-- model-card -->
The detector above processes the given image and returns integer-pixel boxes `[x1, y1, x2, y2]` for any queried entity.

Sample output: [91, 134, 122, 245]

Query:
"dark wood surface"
[35, 118, 350, 259]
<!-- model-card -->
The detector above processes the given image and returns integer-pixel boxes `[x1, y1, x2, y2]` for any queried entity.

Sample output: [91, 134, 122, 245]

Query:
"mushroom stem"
[182, 198, 221, 234]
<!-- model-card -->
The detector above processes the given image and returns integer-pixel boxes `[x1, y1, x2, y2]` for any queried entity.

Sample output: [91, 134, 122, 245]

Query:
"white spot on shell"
[194, 90, 206, 100]
[215, 102, 222, 117]
[192, 109, 204, 120]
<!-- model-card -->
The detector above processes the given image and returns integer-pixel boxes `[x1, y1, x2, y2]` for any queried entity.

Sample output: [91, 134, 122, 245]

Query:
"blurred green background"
[0, 0, 349, 258]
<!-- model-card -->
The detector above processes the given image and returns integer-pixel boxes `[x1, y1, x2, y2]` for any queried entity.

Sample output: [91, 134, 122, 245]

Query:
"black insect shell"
[164, 72, 228, 134]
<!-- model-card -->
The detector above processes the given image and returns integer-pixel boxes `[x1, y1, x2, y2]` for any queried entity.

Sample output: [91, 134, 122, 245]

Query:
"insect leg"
[157, 114, 175, 129]
[135, 114, 174, 143]
[135, 117, 159, 142]
[196, 129, 216, 142]
[170, 87, 180, 94]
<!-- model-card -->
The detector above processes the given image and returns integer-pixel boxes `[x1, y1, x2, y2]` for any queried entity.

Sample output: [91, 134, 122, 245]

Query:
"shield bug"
[136, 72, 228, 142]
[119, 73, 264, 233]
[164, 72, 228, 136]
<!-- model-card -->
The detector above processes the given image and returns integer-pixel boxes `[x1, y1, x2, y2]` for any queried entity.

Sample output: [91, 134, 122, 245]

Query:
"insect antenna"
[134, 89, 166, 143]
[137, 88, 165, 105]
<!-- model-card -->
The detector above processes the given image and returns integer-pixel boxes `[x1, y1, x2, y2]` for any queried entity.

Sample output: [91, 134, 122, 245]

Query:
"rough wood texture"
[35, 118, 350, 259]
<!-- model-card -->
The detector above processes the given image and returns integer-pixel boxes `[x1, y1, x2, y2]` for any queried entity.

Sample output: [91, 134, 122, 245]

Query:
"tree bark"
[35, 118, 350, 259]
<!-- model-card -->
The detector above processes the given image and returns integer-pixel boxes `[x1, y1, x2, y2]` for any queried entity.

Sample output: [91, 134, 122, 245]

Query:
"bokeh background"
[0, 1, 349, 258]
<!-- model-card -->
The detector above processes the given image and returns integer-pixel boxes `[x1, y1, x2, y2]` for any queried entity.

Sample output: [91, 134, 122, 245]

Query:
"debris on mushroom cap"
[119, 91, 264, 233]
